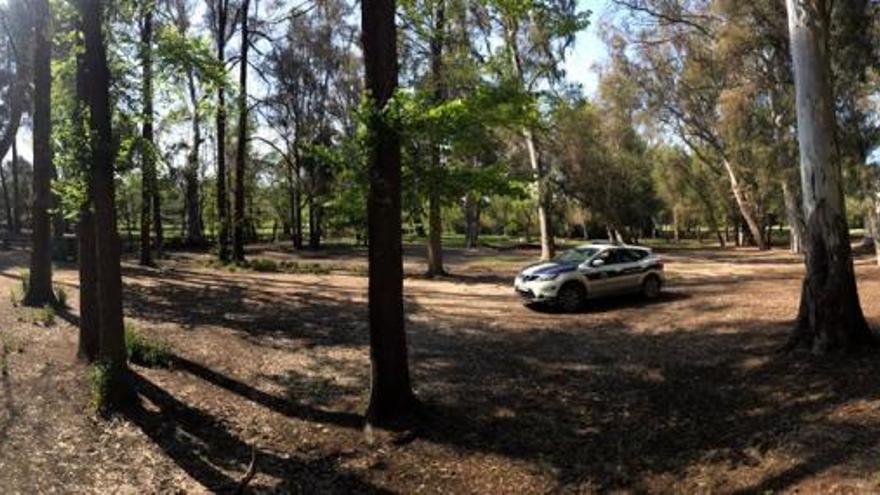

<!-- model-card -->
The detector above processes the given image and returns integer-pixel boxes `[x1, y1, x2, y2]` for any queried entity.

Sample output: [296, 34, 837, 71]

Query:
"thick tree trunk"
[363, 0, 414, 425]
[24, 0, 56, 308]
[184, 60, 204, 245]
[426, 2, 446, 277]
[232, 0, 250, 263]
[81, 0, 130, 403]
[785, 0, 874, 352]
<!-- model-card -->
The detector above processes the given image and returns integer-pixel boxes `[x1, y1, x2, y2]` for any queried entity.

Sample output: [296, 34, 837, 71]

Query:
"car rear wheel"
[642, 275, 662, 300]
[557, 283, 586, 312]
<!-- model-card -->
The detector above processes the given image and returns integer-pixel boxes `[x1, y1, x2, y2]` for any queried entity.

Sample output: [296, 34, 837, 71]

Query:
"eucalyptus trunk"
[785, 0, 874, 352]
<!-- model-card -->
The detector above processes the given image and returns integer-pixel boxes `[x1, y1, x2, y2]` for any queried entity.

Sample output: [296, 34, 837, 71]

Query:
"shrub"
[9, 288, 21, 307]
[248, 258, 280, 273]
[279, 261, 332, 275]
[125, 323, 172, 368]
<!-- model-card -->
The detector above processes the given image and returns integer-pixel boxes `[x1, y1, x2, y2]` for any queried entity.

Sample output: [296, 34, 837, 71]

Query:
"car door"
[582, 249, 623, 296]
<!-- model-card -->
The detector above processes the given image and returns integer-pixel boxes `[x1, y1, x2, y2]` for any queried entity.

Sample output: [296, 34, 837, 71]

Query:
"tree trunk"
[11, 134, 19, 235]
[363, 0, 415, 425]
[292, 148, 303, 249]
[0, 158, 11, 233]
[785, 0, 874, 352]
[464, 193, 480, 249]
[782, 172, 806, 254]
[77, 209, 99, 361]
[215, 1, 230, 263]
[232, 0, 250, 263]
[81, 0, 130, 404]
[426, 1, 446, 276]
[139, 1, 155, 266]
[24, 0, 56, 308]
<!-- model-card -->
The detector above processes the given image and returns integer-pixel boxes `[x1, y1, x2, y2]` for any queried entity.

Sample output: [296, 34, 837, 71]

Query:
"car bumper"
[514, 279, 562, 302]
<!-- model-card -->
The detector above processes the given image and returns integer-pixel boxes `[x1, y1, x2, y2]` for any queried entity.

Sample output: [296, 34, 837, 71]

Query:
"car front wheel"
[557, 283, 586, 312]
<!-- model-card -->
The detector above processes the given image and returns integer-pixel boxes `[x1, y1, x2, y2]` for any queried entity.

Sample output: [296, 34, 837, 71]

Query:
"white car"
[514, 243, 665, 311]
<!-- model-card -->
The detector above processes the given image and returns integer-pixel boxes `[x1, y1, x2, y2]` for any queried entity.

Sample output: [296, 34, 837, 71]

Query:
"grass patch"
[35, 305, 55, 326]
[278, 261, 333, 275]
[55, 286, 69, 309]
[247, 258, 280, 273]
[125, 323, 172, 368]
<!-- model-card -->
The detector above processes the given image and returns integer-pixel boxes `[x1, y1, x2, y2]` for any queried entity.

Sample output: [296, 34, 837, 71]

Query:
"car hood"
[521, 261, 578, 277]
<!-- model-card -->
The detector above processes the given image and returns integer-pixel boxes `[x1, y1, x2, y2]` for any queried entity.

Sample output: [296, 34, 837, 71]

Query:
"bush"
[279, 261, 333, 275]
[125, 323, 172, 368]
[9, 288, 21, 307]
[248, 258, 280, 273]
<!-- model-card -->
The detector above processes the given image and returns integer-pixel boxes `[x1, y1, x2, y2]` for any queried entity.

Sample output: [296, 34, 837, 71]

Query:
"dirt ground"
[1, 242, 880, 494]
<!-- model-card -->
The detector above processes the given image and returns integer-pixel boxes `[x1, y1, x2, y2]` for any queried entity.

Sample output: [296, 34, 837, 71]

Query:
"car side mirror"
[591, 259, 605, 268]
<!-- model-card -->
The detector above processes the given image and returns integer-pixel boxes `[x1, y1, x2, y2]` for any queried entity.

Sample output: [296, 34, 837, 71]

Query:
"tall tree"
[785, 0, 874, 352]
[79, 0, 130, 402]
[232, 0, 249, 262]
[425, 0, 447, 276]
[139, 0, 157, 266]
[207, 0, 235, 262]
[24, 0, 56, 307]
[363, 0, 415, 424]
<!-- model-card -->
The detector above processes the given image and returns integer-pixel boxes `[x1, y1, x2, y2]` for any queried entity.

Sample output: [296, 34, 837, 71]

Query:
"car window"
[621, 249, 647, 263]
[553, 247, 599, 264]
[598, 249, 624, 266]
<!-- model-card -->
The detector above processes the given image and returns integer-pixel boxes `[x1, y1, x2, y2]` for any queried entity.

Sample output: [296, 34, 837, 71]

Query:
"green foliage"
[247, 258, 280, 273]
[19, 270, 29, 296]
[89, 362, 112, 414]
[125, 323, 172, 369]
[36, 305, 56, 327]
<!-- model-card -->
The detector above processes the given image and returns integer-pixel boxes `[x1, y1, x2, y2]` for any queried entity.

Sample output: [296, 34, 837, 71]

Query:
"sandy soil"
[1, 243, 879, 493]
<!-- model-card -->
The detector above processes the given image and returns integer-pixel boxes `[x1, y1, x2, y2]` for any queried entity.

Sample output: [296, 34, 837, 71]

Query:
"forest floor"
[1, 241, 880, 493]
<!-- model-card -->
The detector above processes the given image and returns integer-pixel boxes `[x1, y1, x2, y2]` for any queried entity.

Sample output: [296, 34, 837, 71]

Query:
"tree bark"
[0, 154, 11, 233]
[139, 0, 155, 266]
[77, 208, 99, 361]
[232, 0, 249, 263]
[782, 171, 806, 254]
[11, 134, 19, 234]
[24, 0, 56, 308]
[362, 0, 415, 425]
[426, 1, 446, 277]
[215, 0, 230, 262]
[81, 0, 131, 403]
[785, 0, 874, 352]
[464, 193, 480, 249]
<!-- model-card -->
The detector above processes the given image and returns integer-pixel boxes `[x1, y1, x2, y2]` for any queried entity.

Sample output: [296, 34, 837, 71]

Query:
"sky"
[564, 0, 611, 96]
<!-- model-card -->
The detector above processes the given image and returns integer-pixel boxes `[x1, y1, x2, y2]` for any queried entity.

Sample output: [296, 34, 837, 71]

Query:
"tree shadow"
[124, 371, 389, 494]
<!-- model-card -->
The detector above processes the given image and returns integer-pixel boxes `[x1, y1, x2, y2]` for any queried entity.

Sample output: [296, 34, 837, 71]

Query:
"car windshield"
[553, 247, 599, 265]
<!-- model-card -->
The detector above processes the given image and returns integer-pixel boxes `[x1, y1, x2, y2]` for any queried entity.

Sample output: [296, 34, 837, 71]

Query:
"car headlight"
[536, 273, 559, 281]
